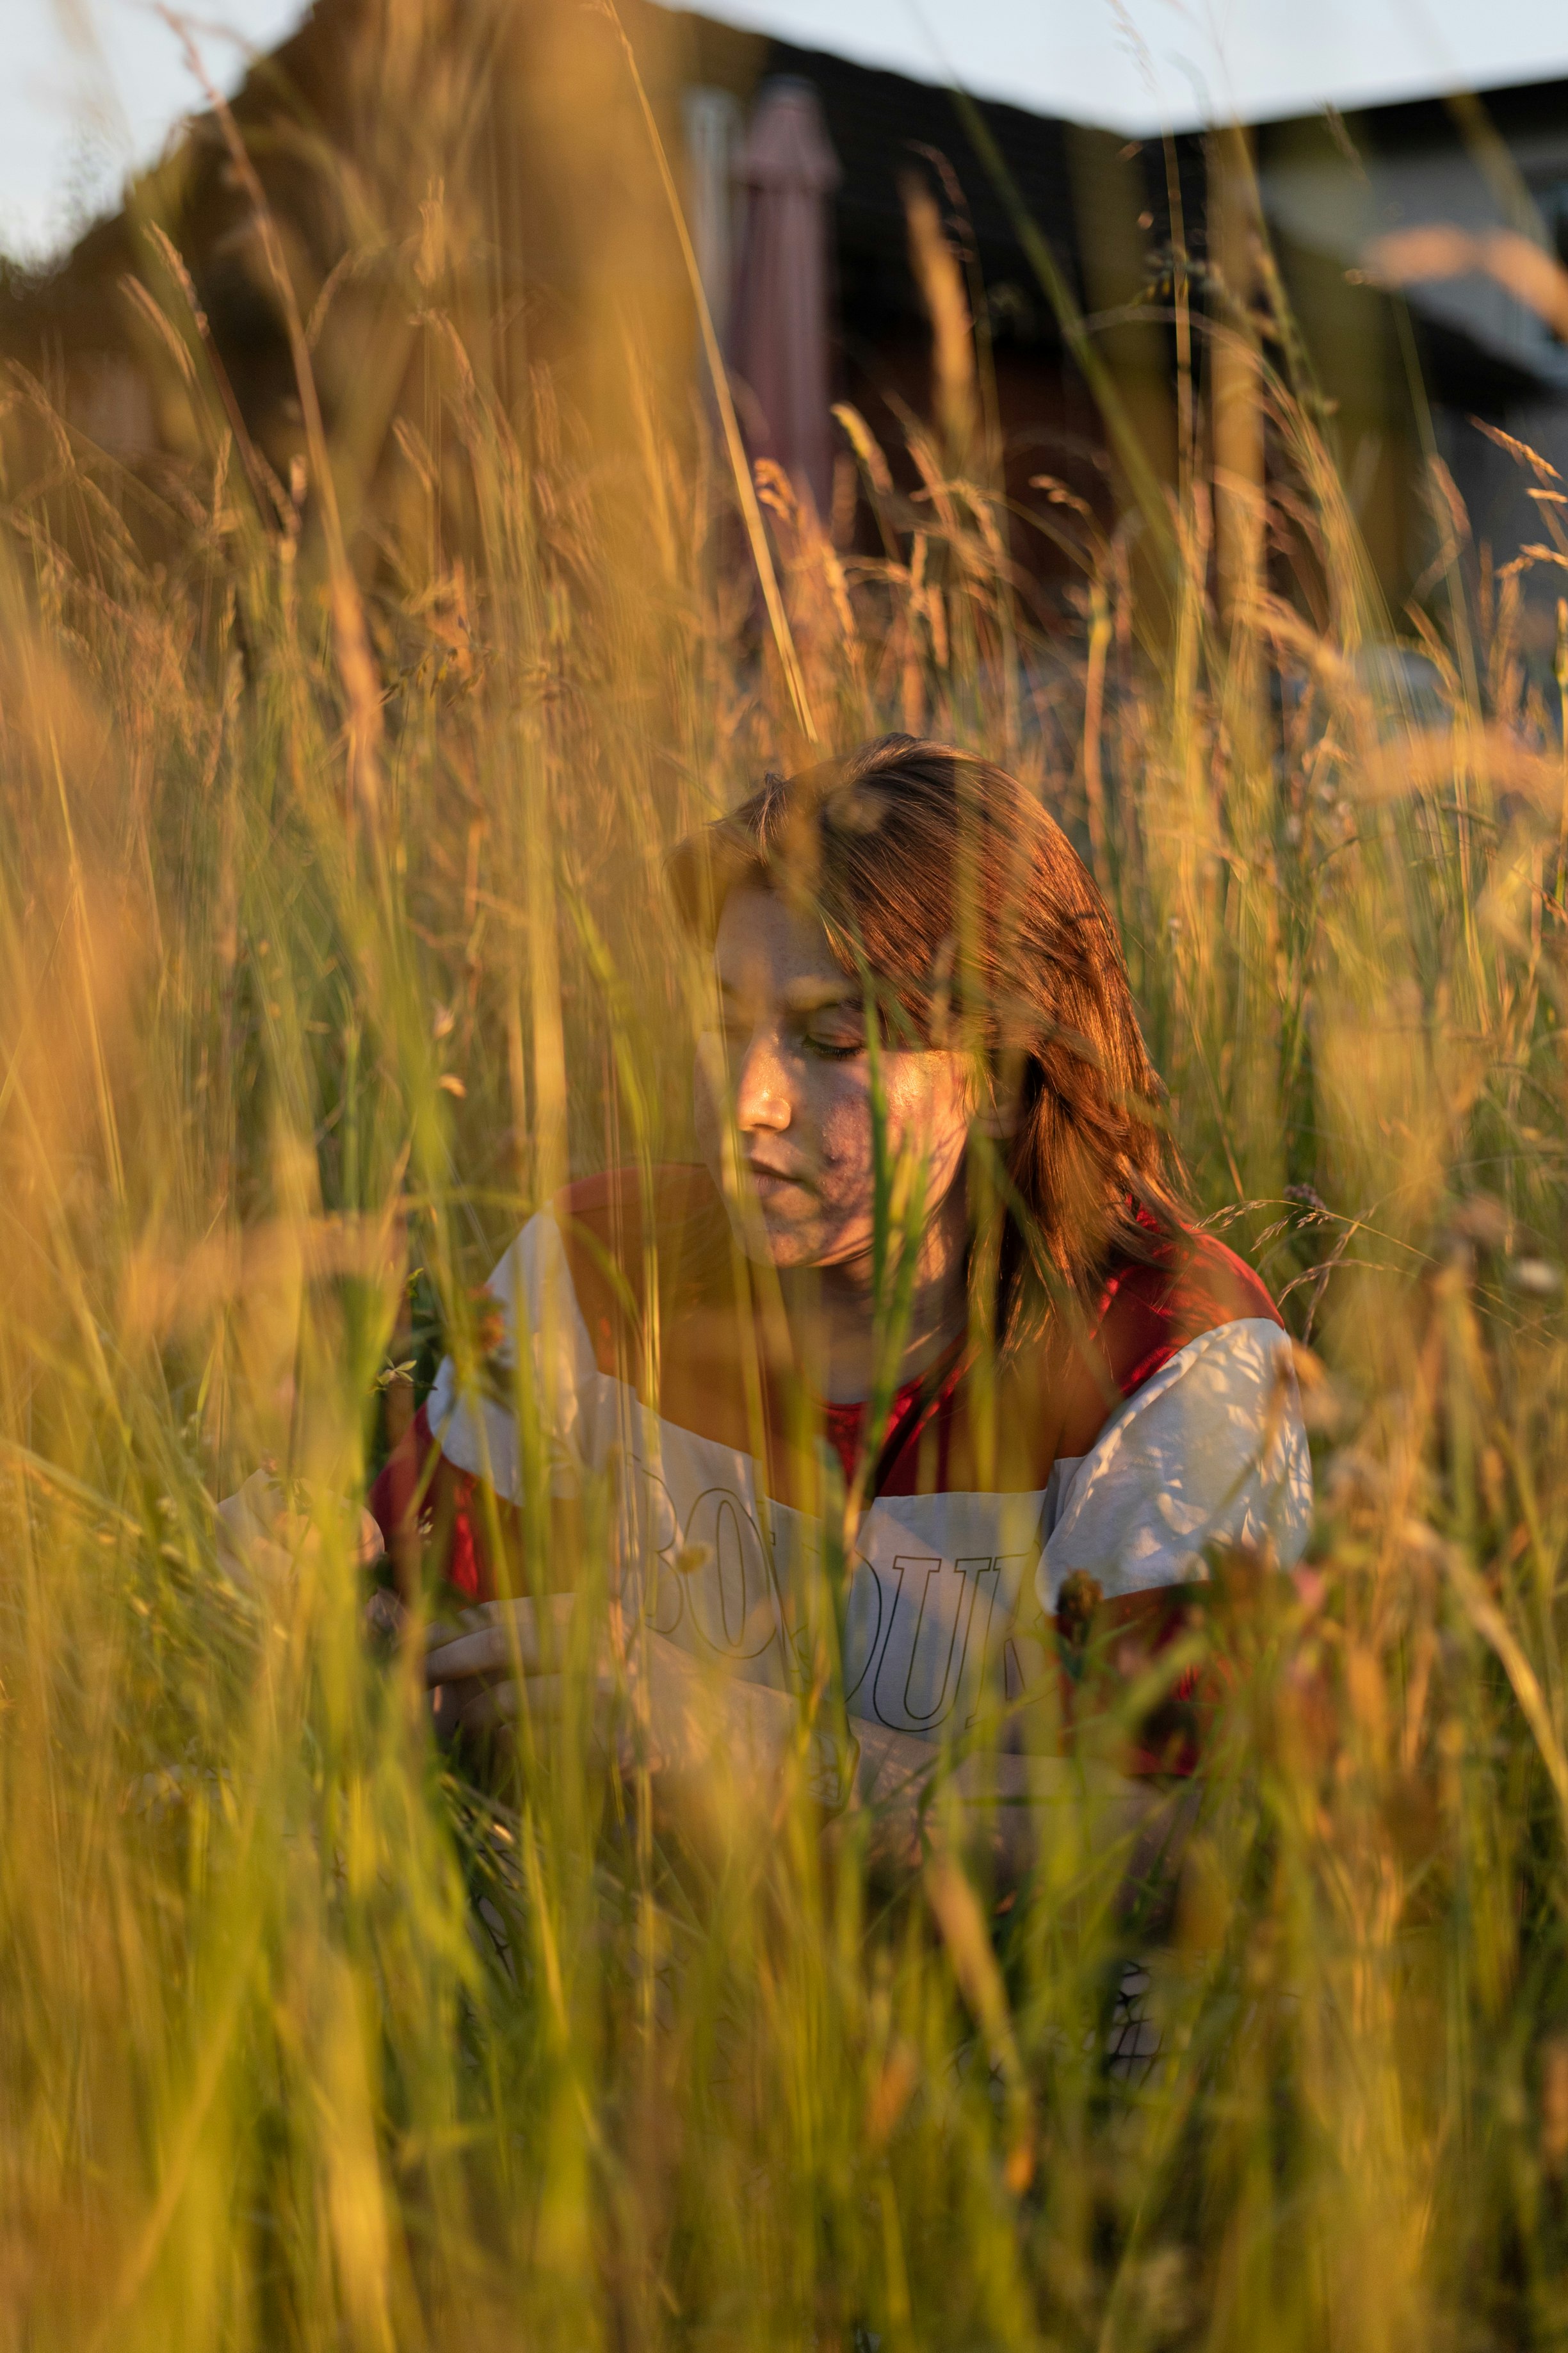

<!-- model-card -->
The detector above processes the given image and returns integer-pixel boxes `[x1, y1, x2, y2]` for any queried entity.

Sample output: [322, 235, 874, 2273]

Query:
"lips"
[743, 1155, 812, 1200]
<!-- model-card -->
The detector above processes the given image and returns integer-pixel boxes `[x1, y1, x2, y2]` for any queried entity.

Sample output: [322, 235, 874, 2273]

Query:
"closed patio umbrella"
[729, 77, 840, 523]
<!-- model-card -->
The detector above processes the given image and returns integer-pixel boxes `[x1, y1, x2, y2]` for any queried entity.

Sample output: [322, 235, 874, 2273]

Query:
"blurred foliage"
[4, 5, 1568, 2347]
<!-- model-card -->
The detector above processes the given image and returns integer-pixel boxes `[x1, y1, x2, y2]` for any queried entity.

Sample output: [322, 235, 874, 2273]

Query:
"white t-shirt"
[426, 1173, 1312, 1741]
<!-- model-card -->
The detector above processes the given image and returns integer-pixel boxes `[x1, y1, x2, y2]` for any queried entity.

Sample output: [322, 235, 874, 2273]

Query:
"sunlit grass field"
[6, 13, 1568, 2343]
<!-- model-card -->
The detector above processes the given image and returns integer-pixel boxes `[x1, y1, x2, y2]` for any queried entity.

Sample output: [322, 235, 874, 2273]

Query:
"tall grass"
[4, 9, 1568, 2342]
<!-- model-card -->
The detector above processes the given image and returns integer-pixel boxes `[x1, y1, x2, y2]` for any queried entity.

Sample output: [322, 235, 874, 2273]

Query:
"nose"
[732, 1026, 793, 1134]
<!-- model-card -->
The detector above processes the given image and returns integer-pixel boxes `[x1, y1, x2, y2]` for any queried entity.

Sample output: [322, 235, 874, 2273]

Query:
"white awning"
[660, 0, 1568, 137]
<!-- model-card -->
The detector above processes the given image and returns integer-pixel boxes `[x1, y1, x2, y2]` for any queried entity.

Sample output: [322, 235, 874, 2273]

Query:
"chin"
[717, 1200, 824, 1269]
[761, 1233, 821, 1269]
[741, 1221, 820, 1269]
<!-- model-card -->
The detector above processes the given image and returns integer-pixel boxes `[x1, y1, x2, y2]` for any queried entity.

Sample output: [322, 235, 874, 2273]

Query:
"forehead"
[712, 885, 848, 998]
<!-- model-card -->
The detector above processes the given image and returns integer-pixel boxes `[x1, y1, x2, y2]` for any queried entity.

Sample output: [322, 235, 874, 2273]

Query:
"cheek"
[881, 1060, 971, 1178]
[692, 1037, 723, 1156]
[812, 1071, 873, 1189]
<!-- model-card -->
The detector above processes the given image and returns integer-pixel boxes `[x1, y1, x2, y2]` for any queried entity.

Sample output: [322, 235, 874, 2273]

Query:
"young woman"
[375, 735, 1312, 1877]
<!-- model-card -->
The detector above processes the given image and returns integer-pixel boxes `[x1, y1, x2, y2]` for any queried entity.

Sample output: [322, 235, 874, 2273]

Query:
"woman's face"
[694, 886, 973, 1271]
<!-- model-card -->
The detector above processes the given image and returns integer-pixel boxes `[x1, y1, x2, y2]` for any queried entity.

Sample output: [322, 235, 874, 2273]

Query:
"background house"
[1257, 77, 1568, 583]
[3, 0, 1566, 630]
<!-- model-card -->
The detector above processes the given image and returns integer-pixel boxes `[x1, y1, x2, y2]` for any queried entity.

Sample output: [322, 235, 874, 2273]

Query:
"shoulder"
[552, 1163, 720, 1254]
[1049, 1223, 1284, 1461]
[1038, 1235, 1310, 1599]
[1043, 1310, 1313, 1599]
[1098, 1227, 1282, 1398]
[550, 1164, 729, 1378]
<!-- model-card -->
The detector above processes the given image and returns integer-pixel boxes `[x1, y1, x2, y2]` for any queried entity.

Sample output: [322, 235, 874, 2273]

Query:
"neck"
[779, 1179, 970, 1404]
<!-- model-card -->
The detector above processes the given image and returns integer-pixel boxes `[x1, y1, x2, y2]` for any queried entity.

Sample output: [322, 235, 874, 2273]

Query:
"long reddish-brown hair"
[668, 733, 1186, 1347]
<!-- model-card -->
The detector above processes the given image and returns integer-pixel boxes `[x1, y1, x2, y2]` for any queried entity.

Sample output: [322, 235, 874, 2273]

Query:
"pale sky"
[4, 0, 1568, 266]
[1, 0, 305, 264]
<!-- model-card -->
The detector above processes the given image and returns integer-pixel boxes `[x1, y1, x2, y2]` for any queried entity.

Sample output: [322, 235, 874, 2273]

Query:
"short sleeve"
[1038, 1317, 1313, 1610]
[424, 1209, 600, 1504]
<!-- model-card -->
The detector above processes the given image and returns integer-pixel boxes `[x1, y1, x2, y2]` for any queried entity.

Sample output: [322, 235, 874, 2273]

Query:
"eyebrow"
[716, 977, 864, 1016]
